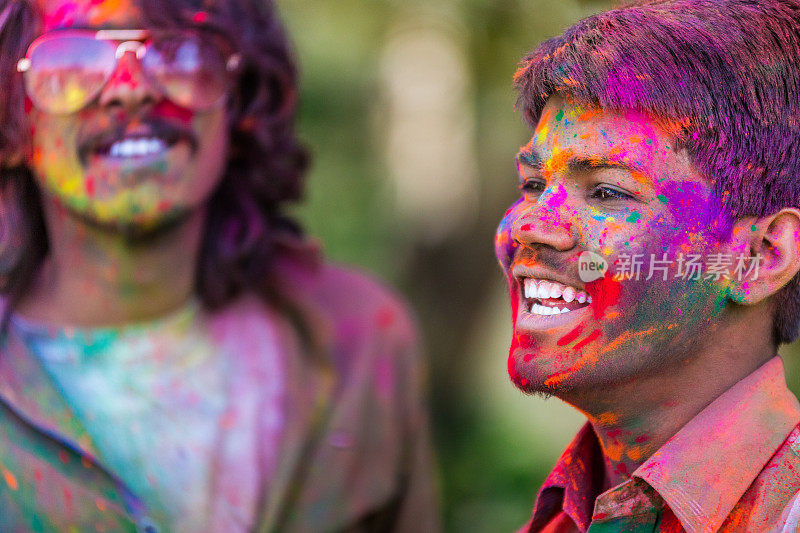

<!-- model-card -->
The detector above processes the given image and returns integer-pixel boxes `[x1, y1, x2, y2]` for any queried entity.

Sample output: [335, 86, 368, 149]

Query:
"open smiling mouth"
[105, 136, 169, 159]
[79, 122, 197, 166]
[520, 278, 592, 316]
[89, 132, 187, 163]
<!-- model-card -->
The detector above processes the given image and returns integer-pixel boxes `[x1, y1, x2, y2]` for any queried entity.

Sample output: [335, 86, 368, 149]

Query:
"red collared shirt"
[522, 357, 800, 533]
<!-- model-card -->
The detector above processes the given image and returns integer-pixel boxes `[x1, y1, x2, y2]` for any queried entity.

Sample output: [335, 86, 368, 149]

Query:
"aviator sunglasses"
[17, 29, 241, 115]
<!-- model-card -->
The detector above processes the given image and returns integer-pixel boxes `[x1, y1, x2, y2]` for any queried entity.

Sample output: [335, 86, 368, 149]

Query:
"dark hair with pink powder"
[514, 0, 800, 344]
[0, 0, 317, 329]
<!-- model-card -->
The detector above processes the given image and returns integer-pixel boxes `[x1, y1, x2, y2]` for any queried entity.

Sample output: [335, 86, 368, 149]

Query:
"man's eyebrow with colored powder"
[516, 147, 648, 182]
[567, 157, 642, 175]
[516, 144, 544, 170]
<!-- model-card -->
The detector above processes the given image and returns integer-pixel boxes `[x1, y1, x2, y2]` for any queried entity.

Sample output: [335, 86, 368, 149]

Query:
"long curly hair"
[0, 0, 318, 328]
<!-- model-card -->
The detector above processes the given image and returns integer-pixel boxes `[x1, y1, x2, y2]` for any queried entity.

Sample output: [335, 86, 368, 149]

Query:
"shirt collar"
[527, 356, 800, 533]
[528, 423, 604, 531]
[634, 356, 800, 533]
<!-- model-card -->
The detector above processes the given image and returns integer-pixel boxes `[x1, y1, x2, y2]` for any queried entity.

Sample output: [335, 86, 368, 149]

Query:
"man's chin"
[507, 346, 592, 397]
[68, 205, 193, 244]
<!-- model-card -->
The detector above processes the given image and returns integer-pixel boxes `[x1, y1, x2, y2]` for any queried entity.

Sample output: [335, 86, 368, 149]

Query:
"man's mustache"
[77, 117, 199, 164]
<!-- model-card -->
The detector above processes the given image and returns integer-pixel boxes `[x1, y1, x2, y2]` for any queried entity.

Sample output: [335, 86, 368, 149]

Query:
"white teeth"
[522, 278, 592, 310]
[531, 304, 572, 316]
[109, 137, 167, 158]
[537, 282, 551, 299]
[524, 279, 535, 299]
[563, 287, 576, 303]
[531, 304, 548, 316]
[549, 284, 563, 299]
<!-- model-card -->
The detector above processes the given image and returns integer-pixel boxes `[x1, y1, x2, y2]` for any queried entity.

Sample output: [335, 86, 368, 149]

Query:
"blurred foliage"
[277, 1, 800, 531]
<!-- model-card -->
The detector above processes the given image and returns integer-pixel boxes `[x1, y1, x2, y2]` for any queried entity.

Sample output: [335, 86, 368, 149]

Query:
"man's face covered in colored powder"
[24, 0, 230, 234]
[496, 96, 744, 395]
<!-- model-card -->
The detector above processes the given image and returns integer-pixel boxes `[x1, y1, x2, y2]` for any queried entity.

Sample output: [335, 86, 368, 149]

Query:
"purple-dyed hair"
[514, 0, 800, 344]
[0, 0, 318, 334]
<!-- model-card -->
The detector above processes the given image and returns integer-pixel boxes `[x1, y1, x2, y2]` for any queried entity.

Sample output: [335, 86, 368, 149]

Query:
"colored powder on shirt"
[12, 299, 285, 532]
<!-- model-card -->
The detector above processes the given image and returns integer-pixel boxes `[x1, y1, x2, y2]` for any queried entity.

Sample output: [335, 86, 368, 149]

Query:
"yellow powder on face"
[535, 109, 553, 145]
[568, 105, 584, 119]
[536, 125, 549, 145]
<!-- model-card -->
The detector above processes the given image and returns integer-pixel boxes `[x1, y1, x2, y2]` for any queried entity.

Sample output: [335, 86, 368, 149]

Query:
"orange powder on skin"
[1, 466, 18, 491]
[545, 323, 679, 387]
[578, 108, 599, 122]
[630, 170, 650, 187]
[599, 323, 679, 354]
[545, 146, 575, 175]
[597, 412, 620, 425]
[605, 441, 624, 462]
[87, 0, 138, 25]
[544, 345, 602, 387]
[626, 446, 648, 462]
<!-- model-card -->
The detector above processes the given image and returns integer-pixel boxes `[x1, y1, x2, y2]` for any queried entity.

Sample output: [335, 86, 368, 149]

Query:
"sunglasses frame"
[17, 29, 242, 114]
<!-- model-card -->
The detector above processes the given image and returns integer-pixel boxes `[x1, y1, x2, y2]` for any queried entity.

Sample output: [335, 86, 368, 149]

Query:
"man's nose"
[97, 47, 162, 110]
[511, 185, 577, 251]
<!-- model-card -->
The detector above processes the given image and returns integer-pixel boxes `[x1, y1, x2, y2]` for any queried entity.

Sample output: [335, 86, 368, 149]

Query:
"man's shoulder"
[309, 262, 416, 337]
[233, 259, 419, 375]
[305, 263, 419, 376]
[724, 424, 800, 531]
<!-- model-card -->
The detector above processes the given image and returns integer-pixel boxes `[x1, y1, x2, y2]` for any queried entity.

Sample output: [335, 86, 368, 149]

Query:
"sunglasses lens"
[143, 36, 231, 110]
[25, 36, 114, 114]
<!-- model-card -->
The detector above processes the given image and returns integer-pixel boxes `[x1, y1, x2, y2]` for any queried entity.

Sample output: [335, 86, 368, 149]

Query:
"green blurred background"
[276, 1, 800, 530]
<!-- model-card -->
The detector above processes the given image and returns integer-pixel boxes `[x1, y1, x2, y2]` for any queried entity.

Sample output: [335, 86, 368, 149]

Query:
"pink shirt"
[523, 357, 800, 532]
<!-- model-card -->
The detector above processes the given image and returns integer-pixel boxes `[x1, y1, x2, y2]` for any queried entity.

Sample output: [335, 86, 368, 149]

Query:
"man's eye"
[519, 179, 545, 195]
[590, 185, 633, 201]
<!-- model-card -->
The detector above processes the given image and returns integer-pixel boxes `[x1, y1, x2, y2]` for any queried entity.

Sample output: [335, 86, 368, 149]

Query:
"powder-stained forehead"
[35, 0, 143, 32]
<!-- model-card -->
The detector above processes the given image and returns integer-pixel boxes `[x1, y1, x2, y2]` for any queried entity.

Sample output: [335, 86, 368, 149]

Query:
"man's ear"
[728, 208, 800, 305]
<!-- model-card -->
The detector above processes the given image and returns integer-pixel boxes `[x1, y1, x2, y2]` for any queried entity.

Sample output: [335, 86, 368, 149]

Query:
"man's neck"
[16, 198, 205, 328]
[558, 307, 778, 490]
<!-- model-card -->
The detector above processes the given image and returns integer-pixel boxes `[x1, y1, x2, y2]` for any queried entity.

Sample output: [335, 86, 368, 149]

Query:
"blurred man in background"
[0, 0, 438, 530]
[496, 0, 800, 530]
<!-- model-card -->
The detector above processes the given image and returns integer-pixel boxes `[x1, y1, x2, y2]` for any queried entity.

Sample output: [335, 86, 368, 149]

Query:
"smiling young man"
[0, 0, 438, 531]
[496, 1, 800, 531]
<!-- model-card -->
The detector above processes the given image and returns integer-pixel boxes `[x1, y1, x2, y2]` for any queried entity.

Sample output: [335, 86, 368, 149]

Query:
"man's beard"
[66, 205, 194, 245]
